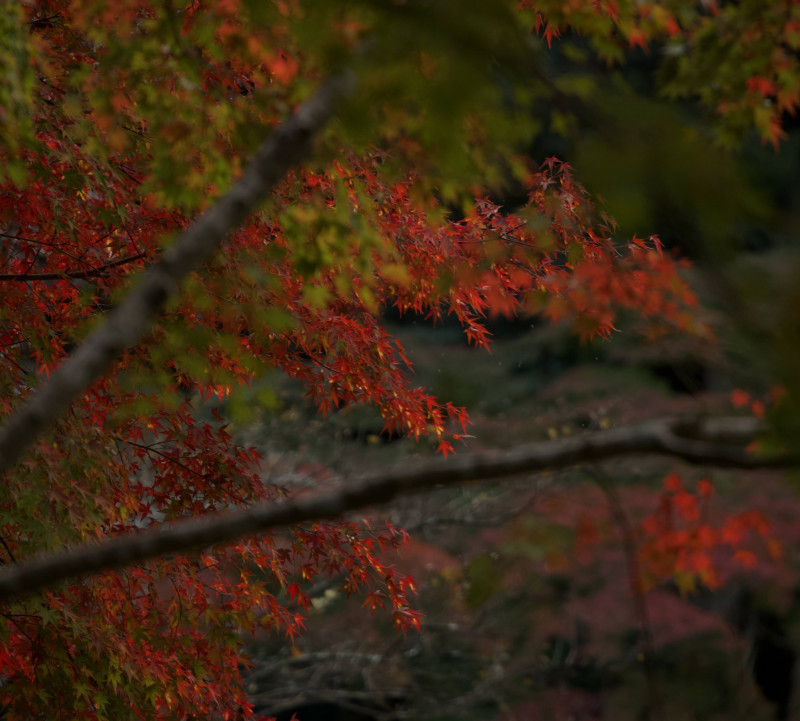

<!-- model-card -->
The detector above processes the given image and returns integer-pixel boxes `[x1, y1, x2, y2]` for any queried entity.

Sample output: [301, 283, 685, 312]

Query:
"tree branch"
[0, 415, 791, 601]
[0, 253, 146, 282]
[0, 72, 354, 477]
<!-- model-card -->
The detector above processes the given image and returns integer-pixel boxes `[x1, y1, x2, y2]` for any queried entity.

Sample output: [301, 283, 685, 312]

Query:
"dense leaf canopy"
[0, 1, 797, 718]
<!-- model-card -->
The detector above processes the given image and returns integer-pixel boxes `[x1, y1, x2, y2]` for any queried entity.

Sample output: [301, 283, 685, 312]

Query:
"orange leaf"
[733, 549, 758, 568]
[731, 389, 750, 408]
[697, 479, 714, 498]
[664, 473, 683, 493]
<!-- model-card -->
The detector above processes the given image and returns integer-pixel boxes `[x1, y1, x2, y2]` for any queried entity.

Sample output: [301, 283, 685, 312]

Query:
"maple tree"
[0, 1, 798, 719]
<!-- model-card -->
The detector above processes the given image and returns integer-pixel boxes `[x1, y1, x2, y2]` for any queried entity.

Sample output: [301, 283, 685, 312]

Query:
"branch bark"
[0, 415, 791, 601]
[0, 73, 354, 477]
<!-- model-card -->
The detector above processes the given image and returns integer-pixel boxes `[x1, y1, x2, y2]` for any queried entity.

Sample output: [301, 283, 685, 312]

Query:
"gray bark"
[0, 415, 788, 601]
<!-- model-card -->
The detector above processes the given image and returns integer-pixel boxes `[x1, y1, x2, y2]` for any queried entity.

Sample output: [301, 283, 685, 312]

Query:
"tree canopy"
[1, 1, 798, 719]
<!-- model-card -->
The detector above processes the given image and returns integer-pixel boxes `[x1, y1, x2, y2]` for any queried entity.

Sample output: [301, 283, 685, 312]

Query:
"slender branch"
[0, 535, 17, 564]
[0, 73, 354, 477]
[0, 231, 84, 262]
[0, 415, 792, 601]
[0, 253, 146, 282]
[122, 437, 249, 505]
[592, 467, 663, 721]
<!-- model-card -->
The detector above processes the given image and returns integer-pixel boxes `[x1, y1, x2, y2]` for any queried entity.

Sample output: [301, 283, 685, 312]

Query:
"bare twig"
[0, 253, 145, 282]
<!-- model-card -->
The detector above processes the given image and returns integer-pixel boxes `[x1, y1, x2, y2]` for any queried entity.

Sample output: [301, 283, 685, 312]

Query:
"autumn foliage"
[637, 474, 781, 594]
[0, 1, 795, 719]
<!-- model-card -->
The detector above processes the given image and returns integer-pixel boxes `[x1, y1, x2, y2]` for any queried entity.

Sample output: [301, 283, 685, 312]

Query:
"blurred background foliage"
[223, 12, 800, 721]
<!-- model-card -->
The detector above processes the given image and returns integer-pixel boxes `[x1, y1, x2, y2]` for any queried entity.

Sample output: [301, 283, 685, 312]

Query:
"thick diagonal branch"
[0, 73, 354, 476]
[0, 415, 790, 601]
